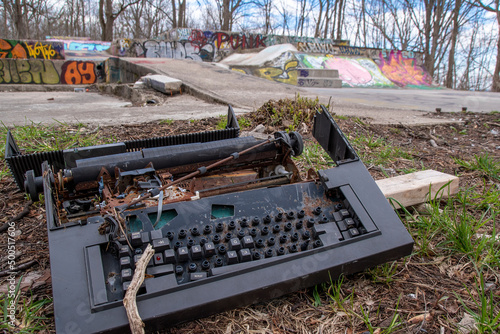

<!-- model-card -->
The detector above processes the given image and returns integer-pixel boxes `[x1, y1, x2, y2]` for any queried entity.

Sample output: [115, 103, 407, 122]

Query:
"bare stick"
[123, 244, 154, 334]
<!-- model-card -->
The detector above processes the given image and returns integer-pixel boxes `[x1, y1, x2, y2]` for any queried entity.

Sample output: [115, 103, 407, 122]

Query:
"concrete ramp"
[222, 45, 342, 87]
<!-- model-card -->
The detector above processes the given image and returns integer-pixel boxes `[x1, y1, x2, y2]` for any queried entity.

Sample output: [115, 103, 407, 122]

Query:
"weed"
[457, 271, 500, 333]
[237, 117, 252, 129]
[159, 119, 174, 125]
[216, 115, 227, 130]
[367, 261, 399, 285]
[1, 120, 112, 156]
[455, 153, 500, 181]
[294, 142, 334, 170]
[0, 277, 52, 332]
[312, 285, 322, 307]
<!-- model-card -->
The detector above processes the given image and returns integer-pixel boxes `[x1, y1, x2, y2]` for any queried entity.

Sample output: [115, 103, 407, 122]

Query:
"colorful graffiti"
[46, 38, 111, 52]
[377, 50, 432, 87]
[231, 51, 298, 85]
[296, 54, 394, 87]
[0, 39, 64, 59]
[61, 61, 96, 84]
[0, 59, 60, 84]
[118, 30, 270, 62]
[0, 59, 100, 84]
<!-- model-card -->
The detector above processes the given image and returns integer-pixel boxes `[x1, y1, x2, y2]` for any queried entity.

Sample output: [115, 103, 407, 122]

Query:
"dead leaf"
[408, 312, 432, 324]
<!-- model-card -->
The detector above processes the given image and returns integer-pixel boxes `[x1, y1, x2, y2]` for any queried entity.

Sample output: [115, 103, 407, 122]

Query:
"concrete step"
[297, 78, 342, 88]
[298, 68, 339, 79]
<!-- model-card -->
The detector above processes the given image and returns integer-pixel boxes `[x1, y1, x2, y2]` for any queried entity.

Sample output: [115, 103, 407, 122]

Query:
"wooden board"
[375, 170, 459, 208]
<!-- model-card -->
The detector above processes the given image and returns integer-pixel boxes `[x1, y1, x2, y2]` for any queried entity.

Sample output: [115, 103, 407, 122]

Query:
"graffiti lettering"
[25, 42, 57, 59]
[68, 42, 110, 52]
[338, 46, 360, 56]
[214, 32, 266, 50]
[61, 61, 96, 84]
[0, 59, 60, 84]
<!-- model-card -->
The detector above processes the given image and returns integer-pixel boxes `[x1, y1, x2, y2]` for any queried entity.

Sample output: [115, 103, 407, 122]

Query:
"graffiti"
[68, 42, 110, 52]
[118, 39, 132, 56]
[61, 61, 96, 84]
[212, 32, 266, 50]
[0, 39, 27, 59]
[338, 46, 360, 56]
[0, 39, 64, 59]
[25, 41, 64, 59]
[296, 54, 394, 87]
[298, 78, 335, 88]
[377, 50, 432, 87]
[0, 59, 60, 84]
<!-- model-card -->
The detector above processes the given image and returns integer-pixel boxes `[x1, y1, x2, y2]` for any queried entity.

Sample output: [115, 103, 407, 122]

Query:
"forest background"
[1, 0, 499, 91]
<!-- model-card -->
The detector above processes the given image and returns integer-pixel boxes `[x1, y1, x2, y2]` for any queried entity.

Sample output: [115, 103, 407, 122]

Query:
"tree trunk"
[222, 0, 231, 30]
[445, 0, 461, 89]
[493, 24, 500, 92]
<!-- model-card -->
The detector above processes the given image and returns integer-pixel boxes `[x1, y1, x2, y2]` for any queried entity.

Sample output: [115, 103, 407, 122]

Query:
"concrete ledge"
[143, 75, 182, 94]
[298, 78, 342, 88]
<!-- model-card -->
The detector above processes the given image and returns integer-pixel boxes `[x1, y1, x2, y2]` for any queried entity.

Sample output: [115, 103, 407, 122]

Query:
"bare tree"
[475, 0, 500, 91]
[99, 0, 141, 41]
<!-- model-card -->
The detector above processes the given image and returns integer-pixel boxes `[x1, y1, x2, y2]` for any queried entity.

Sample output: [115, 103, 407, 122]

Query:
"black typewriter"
[5, 106, 413, 333]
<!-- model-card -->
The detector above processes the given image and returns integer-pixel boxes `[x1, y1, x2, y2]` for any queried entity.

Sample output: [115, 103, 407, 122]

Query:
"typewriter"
[5, 106, 413, 333]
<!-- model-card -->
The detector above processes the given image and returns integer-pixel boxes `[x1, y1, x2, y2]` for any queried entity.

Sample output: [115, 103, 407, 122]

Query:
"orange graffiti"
[0, 39, 28, 59]
[61, 61, 96, 84]
[378, 50, 431, 87]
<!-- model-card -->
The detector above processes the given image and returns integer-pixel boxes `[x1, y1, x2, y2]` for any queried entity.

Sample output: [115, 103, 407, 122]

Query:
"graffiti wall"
[46, 38, 111, 52]
[296, 54, 394, 88]
[0, 39, 64, 60]
[0, 59, 103, 84]
[376, 50, 432, 87]
[230, 51, 299, 85]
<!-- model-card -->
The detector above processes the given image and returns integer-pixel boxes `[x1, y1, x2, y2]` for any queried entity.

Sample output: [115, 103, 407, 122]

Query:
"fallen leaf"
[408, 312, 432, 324]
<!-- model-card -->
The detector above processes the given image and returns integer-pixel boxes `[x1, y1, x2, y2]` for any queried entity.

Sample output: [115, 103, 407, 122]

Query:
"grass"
[216, 115, 252, 130]
[1, 120, 113, 156]
[0, 278, 52, 333]
[457, 271, 500, 333]
[455, 153, 500, 181]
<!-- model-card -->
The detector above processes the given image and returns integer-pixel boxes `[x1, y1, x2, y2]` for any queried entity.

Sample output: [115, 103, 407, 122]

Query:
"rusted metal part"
[197, 175, 291, 198]
[191, 170, 258, 191]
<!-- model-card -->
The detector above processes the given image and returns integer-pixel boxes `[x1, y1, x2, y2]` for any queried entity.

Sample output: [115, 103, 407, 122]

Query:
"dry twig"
[123, 244, 154, 334]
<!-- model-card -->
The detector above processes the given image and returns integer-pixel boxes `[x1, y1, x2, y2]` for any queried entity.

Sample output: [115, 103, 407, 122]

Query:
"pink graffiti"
[378, 50, 432, 87]
[324, 57, 372, 86]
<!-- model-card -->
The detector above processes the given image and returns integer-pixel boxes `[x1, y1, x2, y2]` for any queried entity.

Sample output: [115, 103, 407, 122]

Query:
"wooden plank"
[375, 170, 459, 208]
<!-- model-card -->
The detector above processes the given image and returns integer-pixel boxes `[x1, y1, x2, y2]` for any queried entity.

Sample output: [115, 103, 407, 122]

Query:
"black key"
[119, 245, 131, 258]
[344, 218, 355, 228]
[153, 253, 164, 265]
[348, 227, 360, 237]
[141, 231, 150, 244]
[242, 236, 254, 248]
[130, 232, 142, 247]
[238, 249, 252, 262]
[122, 281, 130, 291]
[229, 238, 241, 251]
[152, 238, 170, 252]
[190, 272, 207, 281]
[177, 247, 189, 262]
[120, 256, 132, 270]
[203, 242, 216, 257]
[134, 253, 153, 267]
[190, 245, 202, 260]
[164, 249, 176, 264]
[121, 268, 133, 282]
[332, 211, 343, 222]
[339, 209, 350, 218]
[147, 264, 174, 276]
[226, 251, 238, 264]
[337, 220, 348, 231]
[150, 229, 162, 240]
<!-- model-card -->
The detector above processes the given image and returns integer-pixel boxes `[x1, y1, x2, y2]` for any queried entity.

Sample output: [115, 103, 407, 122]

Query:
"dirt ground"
[0, 102, 499, 333]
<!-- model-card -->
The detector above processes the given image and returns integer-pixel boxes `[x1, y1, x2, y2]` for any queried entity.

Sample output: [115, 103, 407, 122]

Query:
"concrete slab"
[0, 91, 246, 126]
[143, 75, 182, 93]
